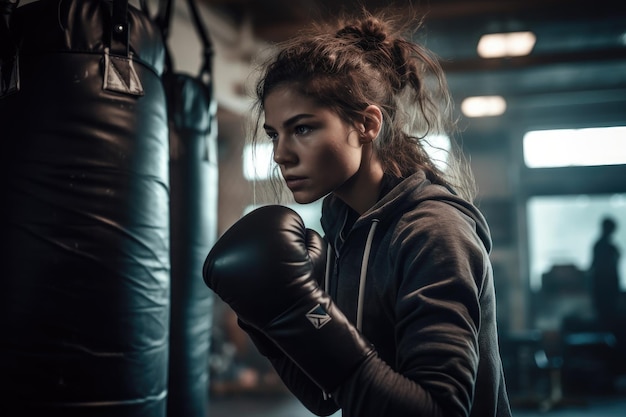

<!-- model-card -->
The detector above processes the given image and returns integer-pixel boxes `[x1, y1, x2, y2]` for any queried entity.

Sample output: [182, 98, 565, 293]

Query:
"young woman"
[207, 9, 512, 417]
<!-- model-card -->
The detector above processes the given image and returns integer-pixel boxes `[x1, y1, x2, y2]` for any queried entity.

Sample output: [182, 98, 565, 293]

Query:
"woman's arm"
[238, 318, 340, 416]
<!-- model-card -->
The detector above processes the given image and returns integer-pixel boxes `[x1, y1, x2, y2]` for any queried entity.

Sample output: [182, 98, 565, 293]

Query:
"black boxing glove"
[203, 205, 374, 393]
[236, 317, 283, 359]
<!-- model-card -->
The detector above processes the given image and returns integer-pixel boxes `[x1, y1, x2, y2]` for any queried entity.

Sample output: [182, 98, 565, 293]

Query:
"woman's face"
[263, 86, 366, 205]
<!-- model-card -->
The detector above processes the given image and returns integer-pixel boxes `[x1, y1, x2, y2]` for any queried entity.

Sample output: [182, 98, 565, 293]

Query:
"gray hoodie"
[266, 170, 512, 417]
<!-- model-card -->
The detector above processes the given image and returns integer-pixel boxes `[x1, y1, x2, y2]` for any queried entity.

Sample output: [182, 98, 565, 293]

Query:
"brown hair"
[250, 9, 477, 202]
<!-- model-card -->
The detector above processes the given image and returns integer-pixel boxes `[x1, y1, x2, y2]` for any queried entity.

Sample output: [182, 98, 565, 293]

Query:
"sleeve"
[237, 318, 340, 416]
[269, 356, 341, 416]
[333, 205, 485, 417]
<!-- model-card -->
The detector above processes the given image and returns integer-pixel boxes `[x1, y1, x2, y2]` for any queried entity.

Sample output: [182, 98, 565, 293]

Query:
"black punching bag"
[159, 0, 218, 415]
[0, 1, 170, 416]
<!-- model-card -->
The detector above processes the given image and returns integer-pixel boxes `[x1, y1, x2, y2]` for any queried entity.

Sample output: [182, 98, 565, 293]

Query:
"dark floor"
[206, 362, 626, 417]
[207, 393, 626, 417]
[208, 397, 626, 417]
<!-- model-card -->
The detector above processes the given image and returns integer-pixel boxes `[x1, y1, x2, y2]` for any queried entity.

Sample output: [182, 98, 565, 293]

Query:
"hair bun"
[336, 17, 389, 51]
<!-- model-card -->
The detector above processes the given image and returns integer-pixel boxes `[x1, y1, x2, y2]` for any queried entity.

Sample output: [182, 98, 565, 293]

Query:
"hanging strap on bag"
[157, 0, 217, 160]
[180, 0, 217, 157]
[103, 0, 144, 95]
[1, 0, 148, 98]
[157, 0, 214, 89]
[184, 0, 214, 87]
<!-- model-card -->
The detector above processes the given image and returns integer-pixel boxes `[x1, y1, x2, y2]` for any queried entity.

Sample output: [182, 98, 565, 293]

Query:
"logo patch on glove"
[306, 304, 332, 329]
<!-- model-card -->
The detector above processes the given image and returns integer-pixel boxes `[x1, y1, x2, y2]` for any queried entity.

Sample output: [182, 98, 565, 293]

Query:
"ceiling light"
[461, 96, 507, 117]
[477, 31, 536, 58]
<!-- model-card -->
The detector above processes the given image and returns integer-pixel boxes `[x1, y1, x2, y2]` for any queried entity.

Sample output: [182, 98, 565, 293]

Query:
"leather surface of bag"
[0, 0, 170, 415]
[166, 70, 218, 417]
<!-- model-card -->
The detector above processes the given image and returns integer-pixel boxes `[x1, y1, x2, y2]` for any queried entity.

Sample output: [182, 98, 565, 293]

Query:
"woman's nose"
[273, 137, 296, 165]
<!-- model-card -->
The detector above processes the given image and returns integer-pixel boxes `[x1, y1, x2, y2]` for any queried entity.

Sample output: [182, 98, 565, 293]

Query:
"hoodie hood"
[321, 170, 492, 256]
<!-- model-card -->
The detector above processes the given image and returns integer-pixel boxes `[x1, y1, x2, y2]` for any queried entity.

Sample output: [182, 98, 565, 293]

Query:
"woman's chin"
[291, 192, 320, 205]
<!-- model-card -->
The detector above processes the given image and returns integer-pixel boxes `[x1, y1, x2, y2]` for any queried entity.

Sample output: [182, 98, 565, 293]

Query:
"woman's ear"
[360, 105, 383, 142]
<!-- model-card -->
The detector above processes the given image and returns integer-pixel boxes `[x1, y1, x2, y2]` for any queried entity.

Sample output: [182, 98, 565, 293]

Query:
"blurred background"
[162, 0, 626, 414]
[158, 0, 626, 414]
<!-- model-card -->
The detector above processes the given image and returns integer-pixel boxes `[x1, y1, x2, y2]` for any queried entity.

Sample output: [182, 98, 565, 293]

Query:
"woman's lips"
[284, 176, 307, 189]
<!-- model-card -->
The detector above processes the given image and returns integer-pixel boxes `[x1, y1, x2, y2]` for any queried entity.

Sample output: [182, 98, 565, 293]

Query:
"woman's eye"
[294, 125, 312, 135]
[266, 131, 278, 141]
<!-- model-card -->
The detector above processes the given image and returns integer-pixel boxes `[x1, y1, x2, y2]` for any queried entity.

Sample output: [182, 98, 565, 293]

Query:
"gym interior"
[1, 0, 625, 416]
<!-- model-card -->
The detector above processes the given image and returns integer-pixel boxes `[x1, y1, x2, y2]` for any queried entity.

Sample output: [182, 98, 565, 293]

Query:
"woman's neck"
[334, 148, 384, 215]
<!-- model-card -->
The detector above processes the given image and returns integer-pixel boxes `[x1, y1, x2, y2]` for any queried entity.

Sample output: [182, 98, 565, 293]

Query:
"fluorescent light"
[477, 31, 536, 58]
[461, 96, 507, 117]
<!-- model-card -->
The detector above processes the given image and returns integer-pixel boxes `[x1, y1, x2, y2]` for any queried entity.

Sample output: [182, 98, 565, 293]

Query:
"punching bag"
[0, 1, 170, 416]
[159, 0, 218, 415]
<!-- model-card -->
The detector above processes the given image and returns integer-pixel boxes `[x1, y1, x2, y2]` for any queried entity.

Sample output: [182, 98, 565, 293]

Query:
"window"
[523, 126, 626, 168]
[422, 134, 451, 171]
[526, 193, 626, 292]
[243, 142, 274, 181]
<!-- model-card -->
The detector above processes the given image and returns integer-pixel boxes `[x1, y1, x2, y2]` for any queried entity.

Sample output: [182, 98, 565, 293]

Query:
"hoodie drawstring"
[356, 220, 379, 331]
[324, 241, 332, 295]
[324, 220, 379, 331]
[320, 220, 378, 401]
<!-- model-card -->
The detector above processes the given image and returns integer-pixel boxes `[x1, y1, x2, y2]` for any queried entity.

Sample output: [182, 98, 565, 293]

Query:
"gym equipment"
[203, 205, 375, 393]
[157, 0, 219, 415]
[0, 0, 170, 415]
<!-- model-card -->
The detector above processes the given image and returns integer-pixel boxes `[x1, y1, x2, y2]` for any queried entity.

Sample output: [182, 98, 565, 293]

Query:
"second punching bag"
[0, 1, 170, 416]
[159, 0, 218, 415]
